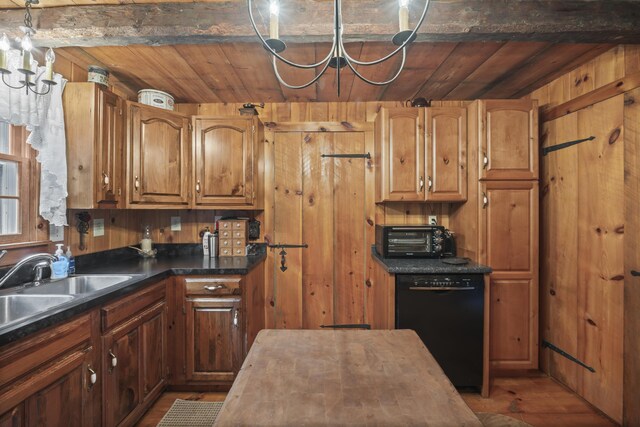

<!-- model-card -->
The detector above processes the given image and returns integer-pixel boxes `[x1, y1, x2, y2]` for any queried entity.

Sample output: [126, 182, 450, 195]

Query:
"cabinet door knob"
[419, 176, 424, 192]
[427, 176, 433, 192]
[483, 153, 489, 169]
[196, 180, 201, 193]
[102, 171, 110, 186]
[204, 284, 227, 292]
[233, 309, 239, 327]
[134, 176, 139, 191]
[87, 366, 97, 385]
[482, 192, 488, 208]
[109, 350, 118, 368]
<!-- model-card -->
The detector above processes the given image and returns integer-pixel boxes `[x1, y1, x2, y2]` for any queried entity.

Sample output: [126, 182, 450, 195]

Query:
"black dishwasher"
[396, 274, 484, 390]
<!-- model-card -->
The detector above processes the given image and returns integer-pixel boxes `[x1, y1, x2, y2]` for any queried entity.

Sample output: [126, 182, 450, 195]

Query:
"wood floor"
[136, 375, 616, 427]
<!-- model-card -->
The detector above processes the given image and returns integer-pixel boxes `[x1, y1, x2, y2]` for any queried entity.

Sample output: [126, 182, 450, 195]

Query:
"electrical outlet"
[171, 216, 182, 231]
[428, 215, 438, 225]
[93, 218, 105, 237]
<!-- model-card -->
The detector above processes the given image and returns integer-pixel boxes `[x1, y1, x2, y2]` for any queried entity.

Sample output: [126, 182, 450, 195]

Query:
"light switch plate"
[171, 216, 182, 231]
[49, 224, 64, 242]
[428, 215, 438, 225]
[93, 218, 105, 237]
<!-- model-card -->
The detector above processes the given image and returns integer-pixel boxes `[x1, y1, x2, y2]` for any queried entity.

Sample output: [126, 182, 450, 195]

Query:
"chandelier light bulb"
[269, 0, 279, 16]
[399, 0, 410, 32]
[46, 47, 56, 63]
[399, 0, 409, 7]
[21, 34, 32, 52]
[0, 34, 10, 52]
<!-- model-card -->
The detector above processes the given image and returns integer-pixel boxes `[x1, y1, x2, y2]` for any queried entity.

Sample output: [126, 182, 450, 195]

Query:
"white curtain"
[0, 49, 68, 226]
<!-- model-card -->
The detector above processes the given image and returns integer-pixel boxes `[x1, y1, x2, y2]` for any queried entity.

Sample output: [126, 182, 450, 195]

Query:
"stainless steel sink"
[24, 275, 136, 295]
[0, 294, 75, 325]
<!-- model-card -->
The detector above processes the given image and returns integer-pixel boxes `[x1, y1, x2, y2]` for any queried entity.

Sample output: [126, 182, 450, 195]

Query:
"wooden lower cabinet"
[0, 312, 100, 427]
[185, 297, 242, 382]
[102, 291, 167, 427]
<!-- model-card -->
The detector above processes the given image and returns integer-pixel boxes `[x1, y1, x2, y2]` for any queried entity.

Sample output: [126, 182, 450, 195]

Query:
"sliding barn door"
[267, 129, 373, 329]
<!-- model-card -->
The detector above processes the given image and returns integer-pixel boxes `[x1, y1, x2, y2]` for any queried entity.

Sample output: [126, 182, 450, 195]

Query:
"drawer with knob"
[184, 277, 241, 296]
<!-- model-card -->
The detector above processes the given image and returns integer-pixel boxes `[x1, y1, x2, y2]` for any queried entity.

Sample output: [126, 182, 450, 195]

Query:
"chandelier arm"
[340, 0, 430, 66]
[29, 82, 51, 96]
[271, 55, 332, 89]
[343, 47, 407, 86]
[1, 73, 27, 90]
[247, 0, 337, 69]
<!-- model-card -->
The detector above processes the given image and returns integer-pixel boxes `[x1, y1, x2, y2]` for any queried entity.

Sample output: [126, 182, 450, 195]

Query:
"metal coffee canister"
[208, 232, 219, 258]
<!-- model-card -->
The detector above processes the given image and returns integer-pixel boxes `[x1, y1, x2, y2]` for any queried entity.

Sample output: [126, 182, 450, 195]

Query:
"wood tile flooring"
[136, 375, 616, 427]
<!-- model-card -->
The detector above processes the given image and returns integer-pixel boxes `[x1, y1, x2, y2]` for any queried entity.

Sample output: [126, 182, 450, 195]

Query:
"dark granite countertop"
[371, 246, 492, 274]
[0, 248, 266, 346]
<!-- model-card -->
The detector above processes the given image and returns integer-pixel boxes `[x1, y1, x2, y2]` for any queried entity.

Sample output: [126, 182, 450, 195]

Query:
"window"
[0, 122, 34, 245]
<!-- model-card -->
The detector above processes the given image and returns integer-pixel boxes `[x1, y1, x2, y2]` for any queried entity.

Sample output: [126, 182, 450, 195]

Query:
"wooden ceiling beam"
[1, 1, 639, 48]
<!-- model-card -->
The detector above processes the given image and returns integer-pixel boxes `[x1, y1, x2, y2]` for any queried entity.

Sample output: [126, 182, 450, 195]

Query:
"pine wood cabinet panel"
[480, 180, 538, 274]
[127, 102, 191, 207]
[0, 311, 99, 427]
[193, 117, 260, 206]
[479, 180, 539, 370]
[489, 277, 538, 369]
[185, 297, 242, 383]
[479, 100, 538, 180]
[103, 324, 140, 427]
[64, 82, 124, 208]
[375, 108, 425, 201]
[426, 107, 468, 201]
[101, 282, 168, 427]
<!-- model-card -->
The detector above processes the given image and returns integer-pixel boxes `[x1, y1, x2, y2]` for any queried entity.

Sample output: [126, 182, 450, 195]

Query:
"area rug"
[476, 412, 533, 427]
[157, 399, 224, 427]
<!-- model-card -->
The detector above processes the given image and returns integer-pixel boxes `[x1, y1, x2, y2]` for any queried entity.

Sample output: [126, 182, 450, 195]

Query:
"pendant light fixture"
[0, 0, 57, 96]
[248, 0, 430, 97]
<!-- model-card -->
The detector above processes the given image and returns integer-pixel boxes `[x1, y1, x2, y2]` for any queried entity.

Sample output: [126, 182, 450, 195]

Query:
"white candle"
[0, 34, 9, 70]
[399, 0, 409, 32]
[45, 48, 55, 80]
[21, 34, 32, 71]
[140, 238, 152, 253]
[269, 0, 279, 40]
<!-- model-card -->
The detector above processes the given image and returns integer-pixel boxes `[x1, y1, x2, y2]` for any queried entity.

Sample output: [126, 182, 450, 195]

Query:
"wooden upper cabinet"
[479, 99, 538, 180]
[64, 82, 124, 208]
[127, 102, 191, 207]
[426, 107, 467, 202]
[375, 107, 425, 202]
[193, 117, 261, 207]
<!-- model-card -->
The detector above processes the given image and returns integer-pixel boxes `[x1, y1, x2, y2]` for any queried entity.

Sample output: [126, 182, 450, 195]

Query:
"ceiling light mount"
[248, 0, 430, 97]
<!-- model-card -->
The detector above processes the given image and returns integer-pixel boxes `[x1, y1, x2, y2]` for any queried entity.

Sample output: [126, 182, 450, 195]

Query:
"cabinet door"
[96, 90, 122, 204]
[479, 180, 539, 369]
[194, 118, 254, 206]
[479, 100, 538, 180]
[24, 348, 95, 427]
[129, 104, 191, 206]
[185, 298, 242, 382]
[140, 302, 167, 402]
[376, 108, 425, 201]
[103, 323, 140, 427]
[426, 107, 467, 201]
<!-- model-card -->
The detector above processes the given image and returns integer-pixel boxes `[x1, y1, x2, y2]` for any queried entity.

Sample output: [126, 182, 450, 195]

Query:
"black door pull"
[632, 270, 640, 277]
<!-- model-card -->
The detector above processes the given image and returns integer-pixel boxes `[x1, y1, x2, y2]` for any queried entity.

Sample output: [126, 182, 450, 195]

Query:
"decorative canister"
[137, 89, 175, 111]
[87, 65, 110, 86]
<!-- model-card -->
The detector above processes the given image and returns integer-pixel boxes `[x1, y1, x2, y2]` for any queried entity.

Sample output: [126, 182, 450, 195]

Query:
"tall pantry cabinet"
[452, 99, 539, 371]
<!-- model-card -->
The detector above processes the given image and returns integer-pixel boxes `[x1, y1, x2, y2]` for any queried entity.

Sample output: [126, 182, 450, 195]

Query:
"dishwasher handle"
[409, 286, 475, 291]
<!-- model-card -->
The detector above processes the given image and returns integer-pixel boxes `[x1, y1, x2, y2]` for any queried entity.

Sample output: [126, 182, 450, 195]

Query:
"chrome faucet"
[0, 253, 57, 289]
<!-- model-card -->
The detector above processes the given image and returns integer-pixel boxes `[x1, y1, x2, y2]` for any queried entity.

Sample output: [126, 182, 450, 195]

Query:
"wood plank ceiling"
[55, 42, 613, 103]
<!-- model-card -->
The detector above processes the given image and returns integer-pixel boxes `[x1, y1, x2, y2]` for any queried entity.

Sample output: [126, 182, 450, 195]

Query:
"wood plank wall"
[526, 45, 640, 424]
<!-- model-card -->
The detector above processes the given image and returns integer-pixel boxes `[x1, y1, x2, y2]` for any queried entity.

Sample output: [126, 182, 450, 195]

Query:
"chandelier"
[0, 0, 57, 96]
[248, 0, 430, 97]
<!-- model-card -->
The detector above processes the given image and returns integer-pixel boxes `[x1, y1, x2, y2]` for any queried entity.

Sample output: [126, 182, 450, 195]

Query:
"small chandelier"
[248, 0, 430, 97]
[0, 0, 57, 96]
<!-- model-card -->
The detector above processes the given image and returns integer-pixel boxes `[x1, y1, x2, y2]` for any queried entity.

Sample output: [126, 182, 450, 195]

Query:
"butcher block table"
[214, 329, 482, 427]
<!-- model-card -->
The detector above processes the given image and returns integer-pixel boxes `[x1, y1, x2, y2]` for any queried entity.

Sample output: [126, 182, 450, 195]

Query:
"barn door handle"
[269, 244, 308, 272]
[632, 270, 640, 277]
[482, 192, 488, 208]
